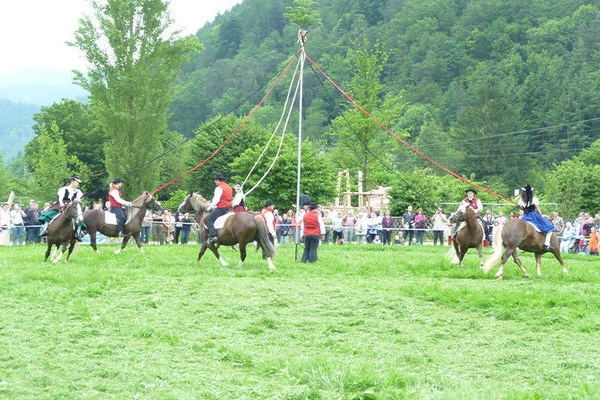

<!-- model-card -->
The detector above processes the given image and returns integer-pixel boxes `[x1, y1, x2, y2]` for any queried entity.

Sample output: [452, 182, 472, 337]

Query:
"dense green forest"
[2, 0, 600, 216]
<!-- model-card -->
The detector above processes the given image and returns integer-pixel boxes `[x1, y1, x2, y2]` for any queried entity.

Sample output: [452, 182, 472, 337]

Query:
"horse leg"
[495, 248, 514, 280]
[477, 245, 484, 268]
[44, 243, 52, 261]
[511, 251, 530, 278]
[133, 232, 144, 253]
[90, 232, 98, 252]
[66, 240, 76, 261]
[535, 253, 543, 276]
[457, 246, 467, 267]
[53, 244, 67, 263]
[238, 242, 247, 268]
[552, 248, 568, 274]
[197, 243, 208, 262]
[115, 235, 131, 254]
[209, 244, 228, 267]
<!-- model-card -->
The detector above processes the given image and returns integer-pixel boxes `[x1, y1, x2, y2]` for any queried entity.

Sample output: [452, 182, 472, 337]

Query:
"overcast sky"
[0, 0, 243, 76]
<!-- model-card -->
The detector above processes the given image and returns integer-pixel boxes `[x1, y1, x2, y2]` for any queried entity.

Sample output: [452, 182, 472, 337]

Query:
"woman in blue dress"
[518, 184, 555, 250]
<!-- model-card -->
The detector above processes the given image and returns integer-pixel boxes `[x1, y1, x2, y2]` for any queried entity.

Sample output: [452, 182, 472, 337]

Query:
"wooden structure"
[334, 170, 391, 212]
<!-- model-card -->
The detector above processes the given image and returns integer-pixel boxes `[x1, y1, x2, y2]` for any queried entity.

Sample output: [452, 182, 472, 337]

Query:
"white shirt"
[57, 185, 83, 206]
[262, 209, 277, 237]
[457, 198, 483, 214]
[109, 189, 132, 207]
[209, 186, 223, 208]
[232, 191, 245, 207]
[432, 212, 448, 230]
[10, 209, 25, 225]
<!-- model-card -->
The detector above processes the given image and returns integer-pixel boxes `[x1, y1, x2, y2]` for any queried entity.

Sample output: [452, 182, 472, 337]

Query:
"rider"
[108, 177, 133, 237]
[518, 184, 555, 250]
[451, 188, 483, 238]
[232, 184, 247, 213]
[261, 200, 277, 243]
[40, 176, 85, 240]
[205, 173, 233, 244]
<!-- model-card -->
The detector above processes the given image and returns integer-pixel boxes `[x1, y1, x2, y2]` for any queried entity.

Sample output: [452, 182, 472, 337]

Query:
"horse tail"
[254, 215, 277, 258]
[483, 225, 504, 273]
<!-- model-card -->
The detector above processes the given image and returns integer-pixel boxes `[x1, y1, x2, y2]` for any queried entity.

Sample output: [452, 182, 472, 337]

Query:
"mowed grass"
[0, 243, 599, 400]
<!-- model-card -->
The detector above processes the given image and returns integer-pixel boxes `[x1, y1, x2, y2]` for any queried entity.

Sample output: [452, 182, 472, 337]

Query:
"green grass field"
[0, 243, 599, 400]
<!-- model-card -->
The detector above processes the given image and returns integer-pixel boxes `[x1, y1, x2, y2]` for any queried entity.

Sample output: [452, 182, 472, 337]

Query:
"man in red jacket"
[205, 174, 233, 244]
[300, 202, 325, 263]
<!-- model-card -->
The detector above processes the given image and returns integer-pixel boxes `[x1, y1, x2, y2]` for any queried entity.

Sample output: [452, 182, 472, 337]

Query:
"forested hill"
[170, 0, 600, 189]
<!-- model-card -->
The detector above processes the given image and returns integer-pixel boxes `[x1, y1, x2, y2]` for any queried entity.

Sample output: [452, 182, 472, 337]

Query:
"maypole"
[294, 29, 307, 261]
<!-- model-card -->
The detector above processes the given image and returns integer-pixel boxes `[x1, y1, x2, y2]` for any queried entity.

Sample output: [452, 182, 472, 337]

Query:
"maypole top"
[297, 29, 307, 47]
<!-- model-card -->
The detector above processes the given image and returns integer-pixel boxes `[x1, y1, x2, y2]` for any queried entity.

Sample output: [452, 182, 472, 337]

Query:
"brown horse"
[83, 192, 161, 254]
[44, 200, 84, 263]
[483, 219, 567, 279]
[448, 207, 484, 267]
[178, 192, 277, 270]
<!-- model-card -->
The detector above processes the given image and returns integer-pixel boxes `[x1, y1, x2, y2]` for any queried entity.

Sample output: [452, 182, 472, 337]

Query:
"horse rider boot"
[452, 188, 483, 239]
[40, 175, 84, 240]
[108, 178, 133, 237]
[205, 174, 233, 244]
[518, 184, 555, 251]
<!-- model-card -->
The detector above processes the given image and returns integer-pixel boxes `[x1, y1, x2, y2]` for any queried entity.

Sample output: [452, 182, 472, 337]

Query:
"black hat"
[309, 202, 319, 210]
[69, 175, 81, 183]
[264, 200, 274, 207]
[465, 188, 477, 195]
[214, 173, 226, 181]
[300, 194, 311, 206]
[112, 177, 124, 184]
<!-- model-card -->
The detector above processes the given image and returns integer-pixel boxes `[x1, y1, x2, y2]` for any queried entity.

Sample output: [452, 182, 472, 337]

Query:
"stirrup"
[206, 236, 218, 244]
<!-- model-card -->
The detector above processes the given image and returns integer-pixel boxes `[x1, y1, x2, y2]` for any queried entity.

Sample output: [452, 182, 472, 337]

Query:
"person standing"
[108, 178, 134, 237]
[431, 208, 448, 246]
[402, 206, 416, 245]
[180, 213, 193, 244]
[261, 201, 277, 244]
[24, 200, 41, 244]
[414, 208, 427, 245]
[381, 210, 393, 245]
[482, 210, 495, 246]
[331, 210, 343, 244]
[205, 174, 233, 244]
[10, 204, 26, 246]
[301, 202, 325, 263]
[173, 212, 182, 244]
[0, 203, 10, 245]
[141, 209, 152, 244]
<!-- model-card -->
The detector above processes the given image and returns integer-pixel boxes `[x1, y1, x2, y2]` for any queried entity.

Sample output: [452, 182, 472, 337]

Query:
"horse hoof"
[114, 249, 121, 255]
[495, 275, 503, 280]
[524, 274, 531, 278]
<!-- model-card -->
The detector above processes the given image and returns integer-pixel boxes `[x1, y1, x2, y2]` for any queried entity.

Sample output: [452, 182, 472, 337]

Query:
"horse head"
[179, 192, 208, 214]
[66, 200, 84, 223]
[139, 192, 161, 212]
[449, 211, 464, 224]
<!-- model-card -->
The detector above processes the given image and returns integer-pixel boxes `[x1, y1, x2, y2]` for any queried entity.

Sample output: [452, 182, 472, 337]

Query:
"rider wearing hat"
[40, 176, 85, 239]
[261, 200, 277, 243]
[108, 177, 133, 237]
[205, 173, 233, 244]
[451, 188, 483, 238]
[232, 184, 247, 213]
[518, 184, 555, 250]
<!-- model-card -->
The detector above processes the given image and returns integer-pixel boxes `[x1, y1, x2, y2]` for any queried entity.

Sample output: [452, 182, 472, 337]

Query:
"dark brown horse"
[483, 219, 567, 279]
[448, 207, 484, 267]
[83, 192, 161, 254]
[178, 192, 277, 270]
[44, 200, 84, 263]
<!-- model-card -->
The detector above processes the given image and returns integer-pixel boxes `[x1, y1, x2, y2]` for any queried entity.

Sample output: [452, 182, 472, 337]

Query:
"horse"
[44, 200, 84, 263]
[83, 192, 161, 254]
[483, 219, 567, 279]
[178, 192, 277, 271]
[447, 206, 485, 267]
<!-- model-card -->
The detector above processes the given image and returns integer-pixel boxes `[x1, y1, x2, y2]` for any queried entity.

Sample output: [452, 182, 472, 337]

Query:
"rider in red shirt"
[205, 174, 233, 244]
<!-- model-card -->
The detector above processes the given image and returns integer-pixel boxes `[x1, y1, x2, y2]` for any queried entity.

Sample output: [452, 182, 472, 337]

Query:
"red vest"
[216, 182, 233, 208]
[464, 197, 480, 210]
[108, 185, 123, 208]
[303, 211, 321, 236]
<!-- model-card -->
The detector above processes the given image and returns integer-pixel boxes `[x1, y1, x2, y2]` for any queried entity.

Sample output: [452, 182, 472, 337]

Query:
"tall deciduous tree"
[70, 0, 201, 196]
[329, 48, 404, 190]
[285, 0, 322, 29]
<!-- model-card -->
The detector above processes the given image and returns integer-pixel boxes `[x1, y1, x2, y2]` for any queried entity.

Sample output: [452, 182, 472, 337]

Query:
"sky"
[0, 0, 243, 76]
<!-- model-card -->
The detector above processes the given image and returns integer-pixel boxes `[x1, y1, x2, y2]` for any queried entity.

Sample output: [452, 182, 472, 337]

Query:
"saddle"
[204, 212, 235, 230]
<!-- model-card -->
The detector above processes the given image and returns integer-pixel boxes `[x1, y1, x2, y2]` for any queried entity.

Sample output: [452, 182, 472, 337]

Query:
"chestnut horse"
[483, 219, 567, 279]
[83, 192, 161, 254]
[448, 206, 484, 267]
[178, 192, 277, 271]
[44, 200, 84, 263]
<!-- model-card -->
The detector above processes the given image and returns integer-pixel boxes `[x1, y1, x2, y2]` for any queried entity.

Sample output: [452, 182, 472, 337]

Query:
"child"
[589, 227, 599, 255]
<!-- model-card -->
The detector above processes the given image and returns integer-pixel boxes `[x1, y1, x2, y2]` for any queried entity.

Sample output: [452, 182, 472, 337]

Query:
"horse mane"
[191, 193, 208, 212]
